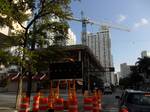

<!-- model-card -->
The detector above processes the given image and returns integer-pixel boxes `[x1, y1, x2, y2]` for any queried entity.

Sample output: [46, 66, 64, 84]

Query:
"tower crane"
[68, 12, 130, 85]
[67, 11, 130, 44]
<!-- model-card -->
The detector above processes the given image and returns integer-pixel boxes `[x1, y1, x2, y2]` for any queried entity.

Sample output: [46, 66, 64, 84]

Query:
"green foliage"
[0, 33, 23, 49]
[119, 57, 150, 89]
[0, 50, 11, 66]
[0, 77, 9, 87]
[25, 0, 72, 48]
[0, 0, 72, 47]
[119, 77, 131, 89]
[31, 46, 65, 72]
[0, 0, 29, 28]
[0, 48, 22, 67]
[0, 0, 80, 106]
[136, 57, 150, 77]
[0, 0, 73, 69]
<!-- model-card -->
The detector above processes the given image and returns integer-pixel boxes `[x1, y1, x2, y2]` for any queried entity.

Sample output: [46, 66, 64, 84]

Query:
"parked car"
[116, 89, 150, 112]
[103, 87, 112, 94]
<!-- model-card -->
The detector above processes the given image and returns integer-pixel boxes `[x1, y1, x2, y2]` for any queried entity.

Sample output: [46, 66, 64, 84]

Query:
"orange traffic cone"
[68, 80, 78, 112]
[72, 80, 77, 99]
[83, 90, 93, 112]
[84, 97, 93, 112]
[54, 98, 64, 112]
[68, 80, 73, 100]
[92, 90, 99, 112]
[55, 81, 60, 99]
[39, 97, 48, 112]
[97, 90, 102, 112]
[48, 80, 55, 111]
[68, 97, 78, 112]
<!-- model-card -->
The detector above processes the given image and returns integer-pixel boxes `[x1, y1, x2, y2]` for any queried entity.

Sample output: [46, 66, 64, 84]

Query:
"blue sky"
[69, 0, 150, 72]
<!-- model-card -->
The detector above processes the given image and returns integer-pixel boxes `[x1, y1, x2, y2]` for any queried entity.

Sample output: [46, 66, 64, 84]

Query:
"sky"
[69, 0, 150, 72]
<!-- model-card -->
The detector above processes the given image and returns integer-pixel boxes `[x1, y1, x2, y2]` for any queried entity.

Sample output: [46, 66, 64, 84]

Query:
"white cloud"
[117, 14, 127, 23]
[134, 18, 149, 28]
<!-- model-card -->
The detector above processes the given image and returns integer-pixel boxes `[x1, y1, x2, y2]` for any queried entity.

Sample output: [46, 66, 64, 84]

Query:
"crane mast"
[81, 11, 88, 44]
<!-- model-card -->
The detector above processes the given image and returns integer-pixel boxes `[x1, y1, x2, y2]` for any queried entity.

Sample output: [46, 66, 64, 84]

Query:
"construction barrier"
[32, 94, 40, 112]
[54, 98, 64, 112]
[19, 96, 29, 112]
[39, 97, 48, 112]
[83, 97, 93, 112]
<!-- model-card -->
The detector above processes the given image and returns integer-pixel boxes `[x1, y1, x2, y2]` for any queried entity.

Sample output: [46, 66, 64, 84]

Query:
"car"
[116, 89, 150, 112]
[103, 87, 112, 94]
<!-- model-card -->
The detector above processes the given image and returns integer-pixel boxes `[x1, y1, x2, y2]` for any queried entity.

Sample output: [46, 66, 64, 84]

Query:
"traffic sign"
[49, 61, 82, 79]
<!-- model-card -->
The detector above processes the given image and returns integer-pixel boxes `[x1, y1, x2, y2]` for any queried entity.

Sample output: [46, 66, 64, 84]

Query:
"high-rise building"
[82, 26, 114, 84]
[66, 29, 76, 45]
[120, 63, 133, 78]
[113, 73, 119, 85]
[47, 28, 76, 46]
[141, 50, 150, 58]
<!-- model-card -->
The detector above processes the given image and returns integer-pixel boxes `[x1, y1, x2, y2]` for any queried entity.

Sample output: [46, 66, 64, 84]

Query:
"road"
[0, 89, 122, 112]
[102, 89, 122, 112]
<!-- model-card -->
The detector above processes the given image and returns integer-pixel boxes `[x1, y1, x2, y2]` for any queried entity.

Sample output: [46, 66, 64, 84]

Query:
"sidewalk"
[0, 107, 17, 112]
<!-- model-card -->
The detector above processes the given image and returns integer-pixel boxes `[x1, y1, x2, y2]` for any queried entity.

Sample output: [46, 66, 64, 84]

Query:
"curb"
[0, 107, 18, 112]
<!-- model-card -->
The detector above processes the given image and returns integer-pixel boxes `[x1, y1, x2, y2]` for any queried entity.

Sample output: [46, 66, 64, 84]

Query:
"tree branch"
[17, 21, 26, 29]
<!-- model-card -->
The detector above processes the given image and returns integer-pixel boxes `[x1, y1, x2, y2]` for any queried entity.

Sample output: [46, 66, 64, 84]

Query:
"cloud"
[117, 14, 127, 23]
[134, 18, 149, 28]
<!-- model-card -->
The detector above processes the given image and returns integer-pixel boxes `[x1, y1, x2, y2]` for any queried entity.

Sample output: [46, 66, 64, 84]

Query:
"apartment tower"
[82, 26, 114, 84]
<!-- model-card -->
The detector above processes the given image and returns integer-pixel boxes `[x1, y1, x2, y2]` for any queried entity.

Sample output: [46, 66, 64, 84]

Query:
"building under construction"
[4, 45, 104, 92]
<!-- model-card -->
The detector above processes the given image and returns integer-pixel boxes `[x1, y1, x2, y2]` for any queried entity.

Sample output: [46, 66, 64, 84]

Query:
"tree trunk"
[26, 64, 32, 103]
[26, 19, 36, 102]
[15, 74, 23, 110]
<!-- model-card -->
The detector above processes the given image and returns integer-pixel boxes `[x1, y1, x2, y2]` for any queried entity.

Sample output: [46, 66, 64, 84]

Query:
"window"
[127, 93, 150, 106]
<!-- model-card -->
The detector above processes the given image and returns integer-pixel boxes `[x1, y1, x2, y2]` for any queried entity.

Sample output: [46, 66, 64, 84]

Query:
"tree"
[0, 0, 79, 109]
[136, 57, 150, 78]
[128, 70, 144, 89]
[119, 77, 131, 89]
[119, 65, 144, 89]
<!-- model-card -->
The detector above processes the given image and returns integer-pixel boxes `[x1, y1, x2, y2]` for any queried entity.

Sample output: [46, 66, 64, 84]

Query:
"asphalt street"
[102, 89, 122, 112]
